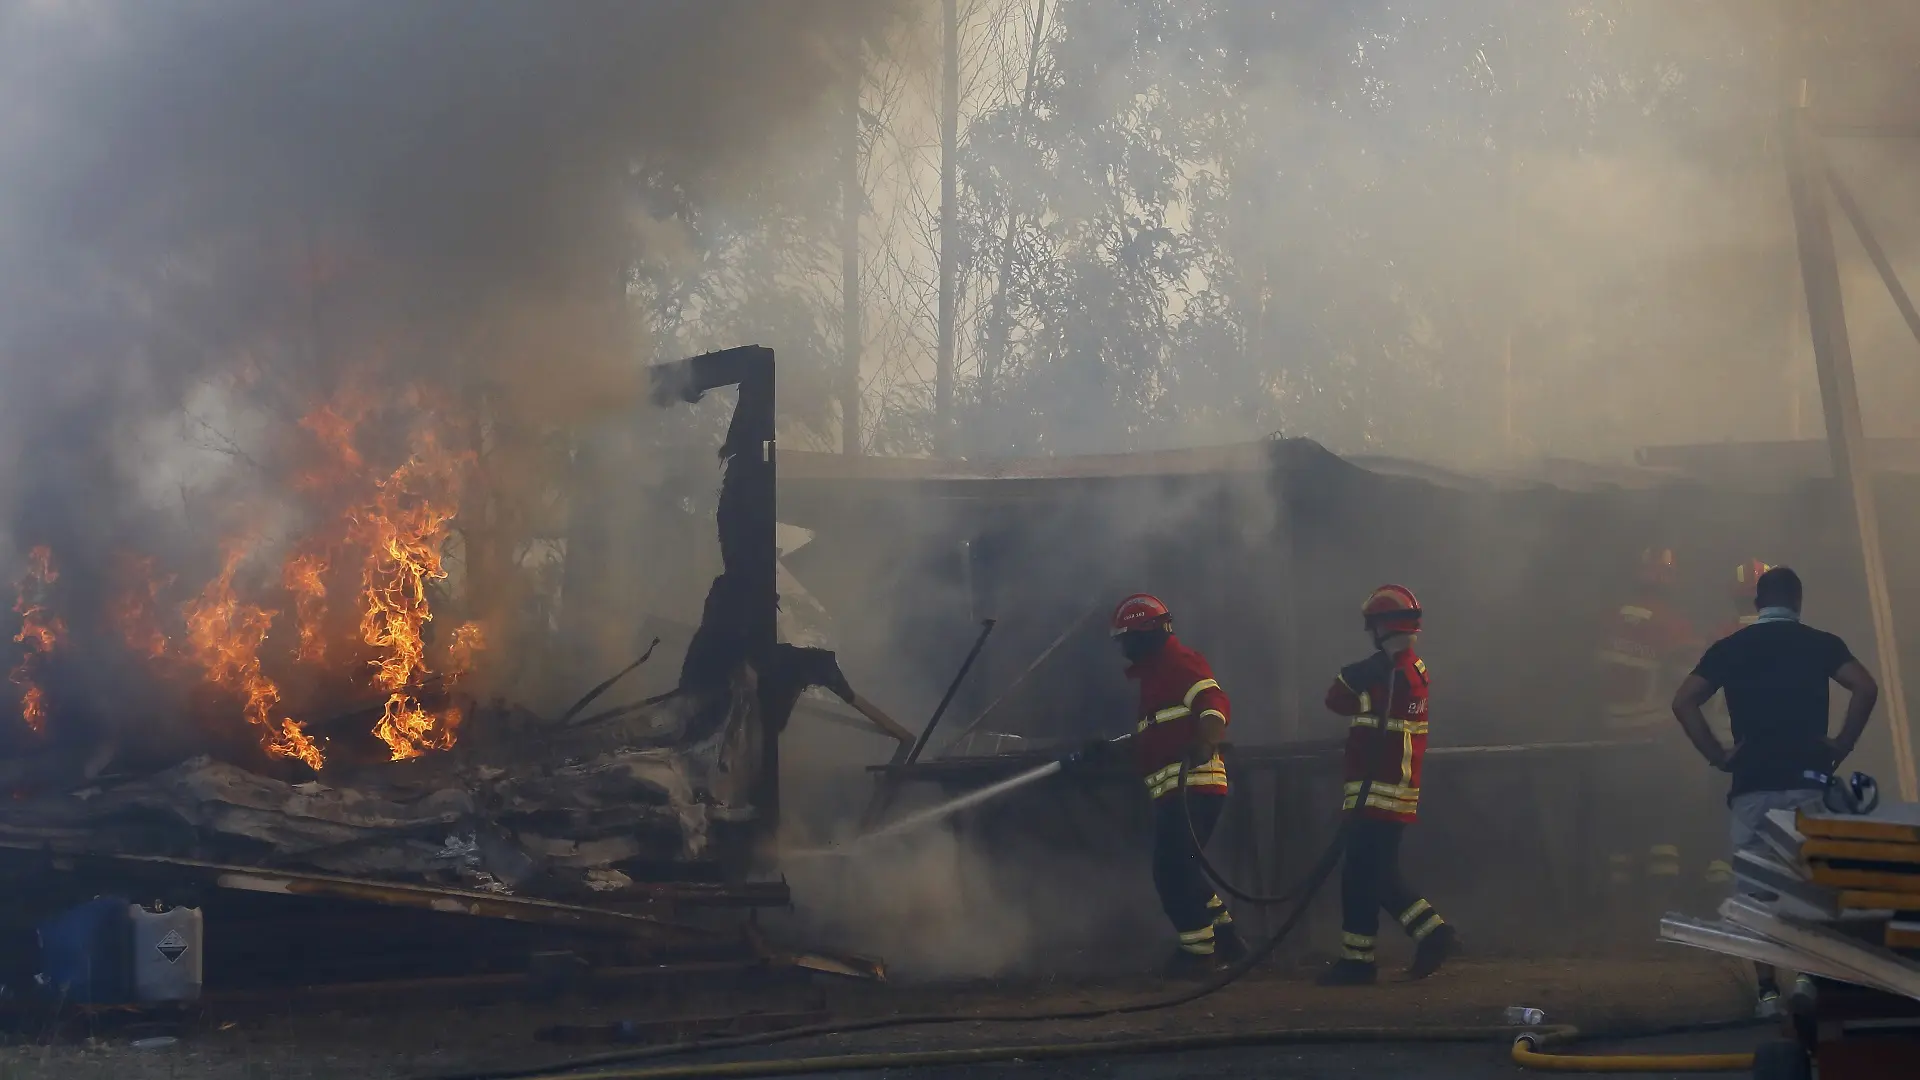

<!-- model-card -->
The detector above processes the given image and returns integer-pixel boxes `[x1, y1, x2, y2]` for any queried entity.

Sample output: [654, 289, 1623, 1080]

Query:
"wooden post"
[933, 0, 960, 457]
[1781, 100, 1920, 801]
[841, 44, 863, 456]
[1826, 166, 1920, 352]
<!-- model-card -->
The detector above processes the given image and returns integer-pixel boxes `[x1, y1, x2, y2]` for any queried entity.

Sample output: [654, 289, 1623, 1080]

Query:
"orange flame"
[282, 550, 329, 662]
[446, 620, 485, 676]
[355, 429, 473, 760]
[296, 400, 368, 491]
[182, 545, 325, 771]
[10, 546, 63, 734]
[112, 554, 173, 661]
[33, 381, 487, 766]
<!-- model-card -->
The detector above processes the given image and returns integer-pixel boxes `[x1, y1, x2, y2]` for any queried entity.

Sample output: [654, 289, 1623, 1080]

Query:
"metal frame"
[1786, 102, 1920, 801]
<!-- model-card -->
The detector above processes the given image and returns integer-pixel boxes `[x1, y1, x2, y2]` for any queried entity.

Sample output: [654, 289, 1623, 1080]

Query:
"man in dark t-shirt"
[1671, 566, 1878, 1018]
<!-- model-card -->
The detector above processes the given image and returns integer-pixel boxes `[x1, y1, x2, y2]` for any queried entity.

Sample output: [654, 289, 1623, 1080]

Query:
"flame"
[112, 554, 173, 661]
[446, 620, 485, 676]
[296, 400, 368, 491]
[182, 545, 325, 771]
[27, 382, 487, 766]
[282, 550, 329, 662]
[10, 546, 62, 734]
[355, 428, 473, 761]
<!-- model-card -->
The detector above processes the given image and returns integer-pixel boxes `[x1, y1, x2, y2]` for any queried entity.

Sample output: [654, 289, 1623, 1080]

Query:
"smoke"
[0, 0, 909, 473]
[774, 769, 1165, 979]
[0, 1, 921, 754]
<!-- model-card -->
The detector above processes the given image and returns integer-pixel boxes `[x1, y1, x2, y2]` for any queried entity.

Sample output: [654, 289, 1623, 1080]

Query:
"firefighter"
[1594, 547, 1700, 910]
[1106, 593, 1245, 974]
[1317, 584, 1458, 986]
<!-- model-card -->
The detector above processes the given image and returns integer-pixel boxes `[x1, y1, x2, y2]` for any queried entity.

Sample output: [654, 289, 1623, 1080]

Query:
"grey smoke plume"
[0, 0, 915, 748]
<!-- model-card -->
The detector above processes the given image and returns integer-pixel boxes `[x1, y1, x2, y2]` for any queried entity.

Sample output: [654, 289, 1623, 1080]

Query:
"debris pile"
[0, 674, 764, 900]
[1661, 802, 1920, 1000]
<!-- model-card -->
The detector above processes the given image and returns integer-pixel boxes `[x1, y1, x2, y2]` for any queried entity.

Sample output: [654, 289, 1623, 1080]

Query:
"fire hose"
[414, 761, 1760, 1080]
[1172, 666, 1411, 909]
[432, 1022, 1771, 1080]
[420, 656, 1759, 1080]
[417, 778, 1360, 1080]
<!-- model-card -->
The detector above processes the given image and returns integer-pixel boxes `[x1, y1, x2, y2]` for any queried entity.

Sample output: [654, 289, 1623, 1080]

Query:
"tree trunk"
[933, 0, 960, 456]
[978, 0, 1050, 454]
[841, 43, 864, 456]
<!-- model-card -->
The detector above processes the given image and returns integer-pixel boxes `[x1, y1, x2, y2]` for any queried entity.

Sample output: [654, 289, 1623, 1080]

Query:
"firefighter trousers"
[1339, 817, 1445, 964]
[1152, 790, 1232, 955]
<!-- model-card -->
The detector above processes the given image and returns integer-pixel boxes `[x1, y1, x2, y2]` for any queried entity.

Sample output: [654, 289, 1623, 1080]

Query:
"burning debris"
[6, 383, 487, 774]
[10, 546, 61, 735]
[0, 347, 879, 925]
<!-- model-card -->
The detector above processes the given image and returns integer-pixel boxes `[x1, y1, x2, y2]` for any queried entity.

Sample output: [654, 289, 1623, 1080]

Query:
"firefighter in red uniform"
[1105, 593, 1245, 974]
[1317, 584, 1458, 986]
[1715, 559, 1773, 641]
[1595, 547, 1701, 898]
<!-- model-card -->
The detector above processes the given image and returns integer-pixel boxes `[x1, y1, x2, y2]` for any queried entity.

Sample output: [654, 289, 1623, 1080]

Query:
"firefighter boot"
[1160, 947, 1223, 979]
[1316, 958, 1378, 987]
[1213, 921, 1248, 964]
[1409, 922, 1460, 980]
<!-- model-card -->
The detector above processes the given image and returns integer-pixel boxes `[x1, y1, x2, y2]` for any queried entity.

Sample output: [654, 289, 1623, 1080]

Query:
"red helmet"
[1732, 559, 1773, 601]
[1639, 547, 1678, 587]
[1110, 593, 1172, 637]
[1361, 584, 1422, 635]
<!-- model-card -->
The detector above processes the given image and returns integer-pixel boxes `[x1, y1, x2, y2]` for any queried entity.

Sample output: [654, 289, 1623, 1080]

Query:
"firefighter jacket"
[1324, 647, 1428, 823]
[1127, 636, 1229, 801]
[1595, 595, 1696, 731]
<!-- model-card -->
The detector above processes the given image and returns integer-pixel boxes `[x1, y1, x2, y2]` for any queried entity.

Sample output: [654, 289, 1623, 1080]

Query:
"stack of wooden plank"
[1660, 802, 1920, 1001]
[1794, 804, 1920, 949]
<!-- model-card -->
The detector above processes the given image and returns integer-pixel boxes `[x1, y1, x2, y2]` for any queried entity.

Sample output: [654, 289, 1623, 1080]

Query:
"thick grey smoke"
[0, 0, 907, 496]
[0, 1, 916, 754]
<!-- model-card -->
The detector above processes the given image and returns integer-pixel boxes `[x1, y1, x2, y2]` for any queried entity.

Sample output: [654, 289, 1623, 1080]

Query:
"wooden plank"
[1840, 889, 1920, 913]
[1803, 838, 1920, 864]
[1783, 98, 1920, 800]
[1887, 919, 1920, 951]
[1809, 863, 1920, 894]
[1800, 803, 1920, 844]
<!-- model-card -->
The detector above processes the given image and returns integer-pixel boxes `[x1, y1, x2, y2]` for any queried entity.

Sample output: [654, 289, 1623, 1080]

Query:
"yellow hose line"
[1511, 1034, 1754, 1073]
[513, 1025, 1572, 1080]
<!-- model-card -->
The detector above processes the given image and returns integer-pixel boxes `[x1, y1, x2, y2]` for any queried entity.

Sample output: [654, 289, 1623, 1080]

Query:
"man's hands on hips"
[1823, 736, 1856, 770]
[1705, 740, 1742, 773]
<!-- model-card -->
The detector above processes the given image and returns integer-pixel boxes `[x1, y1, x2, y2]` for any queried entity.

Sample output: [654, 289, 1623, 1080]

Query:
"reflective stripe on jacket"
[1325, 649, 1429, 823]
[1128, 636, 1230, 800]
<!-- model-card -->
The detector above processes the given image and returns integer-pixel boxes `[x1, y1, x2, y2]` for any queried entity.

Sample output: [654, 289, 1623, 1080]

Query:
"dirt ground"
[0, 952, 1759, 1080]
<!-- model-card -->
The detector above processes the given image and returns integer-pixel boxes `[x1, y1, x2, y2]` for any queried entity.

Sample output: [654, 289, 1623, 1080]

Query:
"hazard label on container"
[155, 929, 189, 964]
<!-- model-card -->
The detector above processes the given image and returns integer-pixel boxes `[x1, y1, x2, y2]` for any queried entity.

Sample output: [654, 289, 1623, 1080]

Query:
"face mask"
[1755, 606, 1800, 624]
[1119, 631, 1165, 664]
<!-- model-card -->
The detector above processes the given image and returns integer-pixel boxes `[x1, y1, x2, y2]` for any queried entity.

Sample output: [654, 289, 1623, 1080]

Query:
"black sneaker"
[1409, 923, 1459, 980]
[1315, 959, 1378, 986]
[1214, 922, 1249, 963]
